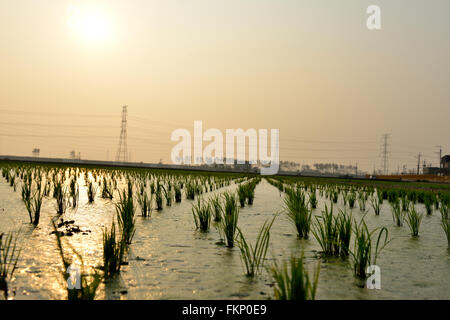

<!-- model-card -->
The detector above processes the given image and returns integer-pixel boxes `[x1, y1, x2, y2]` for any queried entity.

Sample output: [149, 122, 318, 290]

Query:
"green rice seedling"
[155, 186, 163, 211]
[136, 191, 153, 217]
[311, 204, 338, 256]
[210, 194, 222, 222]
[337, 209, 353, 257]
[236, 216, 276, 277]
[441, 215, 450, 247]
[0, 231, 22, 299]
[401, 196, 409, 212]
[192, 198, 212, 232]
[358, 192, 367, 212]
[440, 203, 449, 221]
[69, 178, 79, 209]
[370, 195, 382, 216]
[309, 190, 317, 209]
[405, 204, 423, 237]
[331, 190, 339, 204]
[102, 221, 125, 277]
[220, 192, 240, 247]
[347, 191, 356, 209]
[115, 190, 136, 245]
[391, 198, 404, 227]
[174, 184, 182, 202]
[101, 177, 114, 199]
[407, 190, 417, 204]
[268, 252, 320, 300]
[387, 190, 399, 204]
[185, 182, 196, 200]
[21, 176, 32, 204]
[162, 185, 173, 206]
[23, 187, 44, 226]
[284, 188, 312, 239]
[424, 193, 434, 215]
[54, 181, 69, 215]
[350, 219, 389, 279]
[87, 180, 97, 203]
[237, 184, 246, 207]
[246, 185, 255, 205]
[9, 174, 15, 191]
[52, 221, 102, 300]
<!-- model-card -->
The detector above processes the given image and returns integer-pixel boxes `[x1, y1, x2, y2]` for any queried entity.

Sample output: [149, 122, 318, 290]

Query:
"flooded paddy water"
[0, 167, 449, 300]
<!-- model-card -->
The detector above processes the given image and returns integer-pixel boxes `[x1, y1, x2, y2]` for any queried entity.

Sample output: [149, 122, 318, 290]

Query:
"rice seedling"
[69, 177, 79, 209]
[162, 185, 173, 206]
[237, 184, 246, 207]
[115, 190, 136, 245]
[441, 215, 450, 247]
[350, 218, 389, 279]
[405, 204, 423, 237]
[246, 185, 255, 205]
[236, 216, 276, 277]
[358, 192, 367, 212]
[268, 252, 320, 300]
[192, 198, 212, 232]
[155, 186, 163, 211]
[220, 192, 240, 247]
[0, 230, 22, 299]
[101, 176, 114, 199]
[136, 190, 153, 217]
[440, 202, 449, 221]
[23, 188, 44, 226]
[312, 205, 353, 257]
[87, 180, 97, 203]
[54, 180, 69, 215]
[401, 196, 409, 212]
[390, 198, 405, 227]
[311, 204, 338, 256]
[331, 190, 339, 204]
[210, 194, 222, 222]
[174, 184, 182, 202]
[337, 210, 353, 257]
[283, 187, 312, 239]
[309, 190, 317, 209]
[370, 195, 382, 216]
[185, 182, 196, 200]
[102, 221, 125, 277]
[347, 191, 356, 209]
[424, 192, 434, 215]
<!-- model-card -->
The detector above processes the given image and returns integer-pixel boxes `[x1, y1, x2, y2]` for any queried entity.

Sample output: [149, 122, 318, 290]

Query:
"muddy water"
[1, 178, 449, 300]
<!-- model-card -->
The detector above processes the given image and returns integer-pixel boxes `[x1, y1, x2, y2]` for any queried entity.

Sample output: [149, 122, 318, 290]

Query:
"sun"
[67, 5, 112, 45]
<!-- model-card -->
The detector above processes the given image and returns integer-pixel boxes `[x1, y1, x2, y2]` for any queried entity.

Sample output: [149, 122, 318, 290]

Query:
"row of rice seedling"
[283, 187, 312, 239]
[236, 177, 261, 207]
[268, 252, 320, 300]
[311, 205, 352, 257]
[0, 231, 22, 299]
[236, 216, 276, 277]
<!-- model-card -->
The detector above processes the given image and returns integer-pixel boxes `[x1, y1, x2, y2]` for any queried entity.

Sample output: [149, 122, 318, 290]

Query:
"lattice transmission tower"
[115, 106, 128, 162]
[380, 134, 390, 175]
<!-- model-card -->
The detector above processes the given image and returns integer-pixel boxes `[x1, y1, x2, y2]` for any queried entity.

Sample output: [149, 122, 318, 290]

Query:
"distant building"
[442, 155, 450, 175]
[423, 167, 440, 175]
[32, 148, 40, 157]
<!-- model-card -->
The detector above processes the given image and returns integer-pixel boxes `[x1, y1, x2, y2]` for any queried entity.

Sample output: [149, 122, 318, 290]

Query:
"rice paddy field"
[0, 162, 449, 300]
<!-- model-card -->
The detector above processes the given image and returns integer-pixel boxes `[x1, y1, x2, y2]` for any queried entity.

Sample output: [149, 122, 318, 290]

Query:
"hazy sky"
[0, 0, 449, 172]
